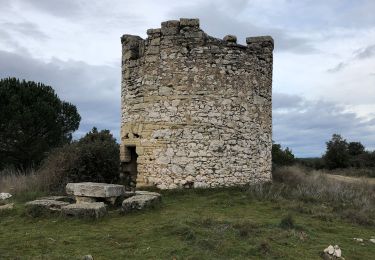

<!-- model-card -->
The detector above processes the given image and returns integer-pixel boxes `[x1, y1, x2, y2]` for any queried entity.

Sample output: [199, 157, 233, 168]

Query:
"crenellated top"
[121, 18, 274, 62]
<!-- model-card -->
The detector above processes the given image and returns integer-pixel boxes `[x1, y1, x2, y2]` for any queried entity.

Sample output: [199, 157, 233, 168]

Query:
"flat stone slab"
[25, 199, 70, 217]
[66, 182, 125, 198]
[61, 202, 107, 219]
[122, 194, 161, 213]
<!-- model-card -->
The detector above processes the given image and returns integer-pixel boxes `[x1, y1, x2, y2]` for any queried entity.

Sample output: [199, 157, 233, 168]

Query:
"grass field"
[1, 185, 375, 260]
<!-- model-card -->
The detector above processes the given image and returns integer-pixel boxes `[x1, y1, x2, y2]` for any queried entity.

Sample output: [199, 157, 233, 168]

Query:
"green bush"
[295, 157, 325, 170]
[279, 214, 295, 229]
[38, 127, 120, 191]
[272, 142, 295, 167]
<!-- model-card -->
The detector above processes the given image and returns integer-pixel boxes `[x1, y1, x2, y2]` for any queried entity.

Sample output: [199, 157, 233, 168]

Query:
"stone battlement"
[121, 18, 273, 64]
[120, 18, 273, 189]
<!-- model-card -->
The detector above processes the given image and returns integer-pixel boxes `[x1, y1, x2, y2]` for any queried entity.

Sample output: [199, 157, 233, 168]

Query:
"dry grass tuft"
[0, 166, 63, 195]
[270, 165, 375, 225]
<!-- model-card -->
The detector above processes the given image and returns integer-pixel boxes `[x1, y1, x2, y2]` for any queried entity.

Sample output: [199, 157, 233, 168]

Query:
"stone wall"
[120, 18, 273, 189]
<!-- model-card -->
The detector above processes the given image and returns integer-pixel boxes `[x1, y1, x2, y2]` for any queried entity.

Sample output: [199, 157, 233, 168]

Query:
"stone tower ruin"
[120, 18, 273, 189]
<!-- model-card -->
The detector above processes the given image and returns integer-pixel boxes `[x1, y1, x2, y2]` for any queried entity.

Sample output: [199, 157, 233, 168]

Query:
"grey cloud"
[354, 44, 375, 59]
[273, 93, 303, 109]
[327, 62, 347, 73]
[327, 44, 375, 73]
[0, 29, 30, 54]
[337, 0, 375, 28]
[2, 22, 48, 40]
[0, 50, 121, 141]
[0, 21, 48, 55]
[273, 93, 375, 157]
[20, 0, 83, 18]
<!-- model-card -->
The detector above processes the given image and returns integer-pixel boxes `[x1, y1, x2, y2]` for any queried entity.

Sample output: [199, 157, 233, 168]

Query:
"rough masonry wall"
[120, 18, 273, 189]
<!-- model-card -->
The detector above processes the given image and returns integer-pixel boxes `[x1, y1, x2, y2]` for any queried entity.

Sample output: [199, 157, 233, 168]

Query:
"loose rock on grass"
[322, 245, 343, 259]
[122, 193, 161, 213]
[0, 192, 12, 200]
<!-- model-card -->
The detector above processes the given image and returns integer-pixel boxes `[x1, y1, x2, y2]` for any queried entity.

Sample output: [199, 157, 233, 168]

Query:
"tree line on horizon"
[273, 134, 375, 174]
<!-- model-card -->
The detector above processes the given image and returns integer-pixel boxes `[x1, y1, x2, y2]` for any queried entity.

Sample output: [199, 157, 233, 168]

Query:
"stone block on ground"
[122, 194, 161, 213]
[0, 203, 14, 211]
[61, 202, 107, 219]
[66, 182, 125, 198]
[25, 200, 70, 217]
[0, 192, 12, 200]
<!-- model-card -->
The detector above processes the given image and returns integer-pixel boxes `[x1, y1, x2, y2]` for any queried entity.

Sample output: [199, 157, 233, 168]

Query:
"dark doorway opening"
[121, 146, 138, 190]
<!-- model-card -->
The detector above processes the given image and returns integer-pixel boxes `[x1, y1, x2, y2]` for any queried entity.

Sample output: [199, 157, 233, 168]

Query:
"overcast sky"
[0, 0, 374, 157]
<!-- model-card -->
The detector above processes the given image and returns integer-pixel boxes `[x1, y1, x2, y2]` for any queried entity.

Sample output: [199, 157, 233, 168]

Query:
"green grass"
[1, 188, 374, 259]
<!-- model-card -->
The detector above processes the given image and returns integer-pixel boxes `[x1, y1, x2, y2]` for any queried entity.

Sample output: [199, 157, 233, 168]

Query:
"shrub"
[279, 214, 295, 229]
[233, 221, 260, 237]
[257, 241, 271, 255]
[37, 127, 120, 191]
[272, 142, 295, 167]
[295, 157, 325, 170]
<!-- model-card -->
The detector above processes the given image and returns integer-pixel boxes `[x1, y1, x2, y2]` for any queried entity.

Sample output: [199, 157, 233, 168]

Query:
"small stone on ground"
[322, 244, 343, 259]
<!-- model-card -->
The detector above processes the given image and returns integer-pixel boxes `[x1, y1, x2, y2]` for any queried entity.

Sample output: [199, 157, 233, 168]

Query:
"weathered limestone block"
[147, 28, 161, 37]
[61, 202, 107, 219]
[246, 36, 274, 52]
[66, 182, 125, 198]
[25, 199, 70, 217]
[223, 35, 237, 43]
[180, 18, 199, 28]
[121, 194, 161, 212]
[161, 20, 180, 36]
